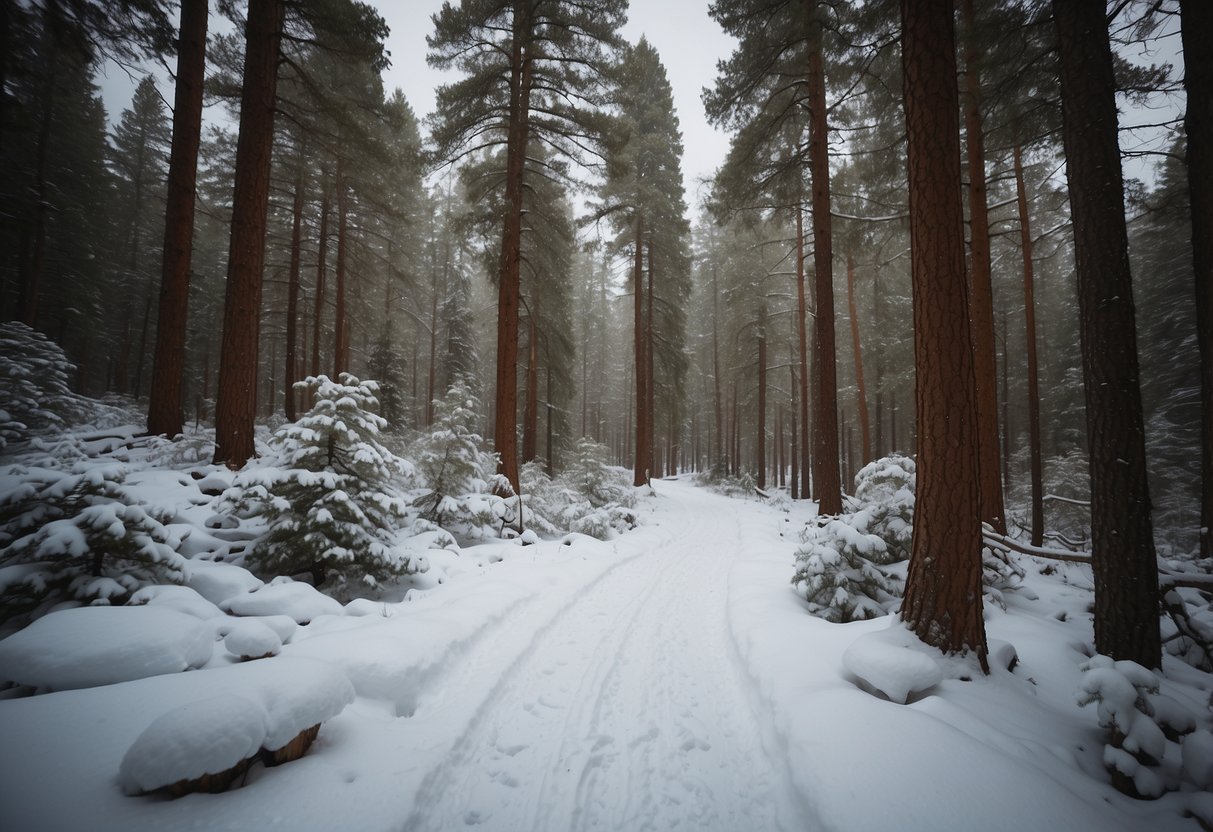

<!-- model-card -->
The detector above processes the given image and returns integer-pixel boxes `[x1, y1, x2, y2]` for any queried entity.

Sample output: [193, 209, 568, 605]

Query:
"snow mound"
[842, 624, 943, 704]
[186, 562, 263, 606]
[128, 584, 224, 621]
[0, 606, 213, 690]
[1183, 729, 1213, 787]
[221, 579, 343, 624]
[223, 620, 282, 660]
[118, 694, 268, 795]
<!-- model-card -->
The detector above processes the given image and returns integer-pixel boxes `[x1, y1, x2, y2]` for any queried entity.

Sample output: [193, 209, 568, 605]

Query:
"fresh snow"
[0, 478, 1208, 830]
[0, 605, 213, 690]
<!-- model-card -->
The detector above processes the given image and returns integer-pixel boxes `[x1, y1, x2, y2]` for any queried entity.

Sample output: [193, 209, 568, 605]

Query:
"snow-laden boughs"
[515, 440, 638, 540]
[1076, 655, 1202, 800]
[850, 454, 916, 564]
[791, 515, 903, 623]
[0, 461, 189, 624]
[221, 375, 418, 598]
[791, 455, 916, 623]
[412, 379, 496, 527]
[0, 322, 86, 452]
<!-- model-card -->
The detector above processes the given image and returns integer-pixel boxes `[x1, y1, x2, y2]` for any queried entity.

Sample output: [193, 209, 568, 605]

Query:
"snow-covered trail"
[400, 480, 805, 832]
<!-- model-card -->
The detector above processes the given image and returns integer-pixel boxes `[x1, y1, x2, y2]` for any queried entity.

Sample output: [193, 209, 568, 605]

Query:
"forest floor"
[0, 476, 1208, 831]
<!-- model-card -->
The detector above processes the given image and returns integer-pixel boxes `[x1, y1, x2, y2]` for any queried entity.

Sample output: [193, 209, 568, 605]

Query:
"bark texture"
[493, 0, 533, 494]
[1180, 0, 1213, 557]
[898, 0, 988, 672]
[959, 0, 1006, 534]
[147, 0, 207, 437]
[212, 0, 284, 467]
[1054, 0, 1160, 667]
[807, 4, 841, 515]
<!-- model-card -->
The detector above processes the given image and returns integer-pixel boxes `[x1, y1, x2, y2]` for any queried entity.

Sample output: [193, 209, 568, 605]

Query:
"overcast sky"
[96, 2, 1182, 206]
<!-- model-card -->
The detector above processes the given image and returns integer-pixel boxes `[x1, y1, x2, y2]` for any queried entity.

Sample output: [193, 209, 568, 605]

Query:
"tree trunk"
[757, 304, 767, 490]
[523, 305, 538, 463]
[493, 2, 534, 494]
[147, 0, 207, 437]
[1054, 0, 1160, 667]
[1181, 0, 1213, 557]
[796, 203, 812, 499]
[898, 0, 988, 672]
[212, 0, 284, 467]
[959, 0, 1007, 535]
[1014, 145, 1045, 547]
[19, 8, 56, 327]
[332, 161, 349, 377]
[713, 265, 724, 470]
[847, 252, 872, 467]
[790, 348, 800, 499]
[633, 214, 649, 486]
[311, 186, 330, 378]
[807, 2, 842, 515]
[284, 154, 304, 421]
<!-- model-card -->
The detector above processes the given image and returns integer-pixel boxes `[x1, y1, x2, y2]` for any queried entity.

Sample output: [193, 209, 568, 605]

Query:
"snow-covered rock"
[842, 624, 944, 704]
[0, 606, 213, 690]
[223, 620, 282, 660]
[186, 562, 263, 606]
[128, 585, 224, 621]
[1182, 729, 1213, 788]
[221, 579, 343, 624]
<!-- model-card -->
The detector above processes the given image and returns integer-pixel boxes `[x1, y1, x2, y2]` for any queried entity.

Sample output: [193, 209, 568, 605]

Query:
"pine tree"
[428, 0, 625, 493]
[223, 374, 414, 595]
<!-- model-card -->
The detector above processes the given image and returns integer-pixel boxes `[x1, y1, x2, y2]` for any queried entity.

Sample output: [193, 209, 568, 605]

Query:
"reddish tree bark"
[212, 0, 284, 467]
[1054, 0, 1160, 667]
[898, 0, 989, 672]
[147, 0, 207, 437]
[1014, 145, 1044, 547]
[1180, 0, 1213, 557]
[959, 0, 1006, 535]
[807, 2, 841, 515]
[493, 0, 534, 494]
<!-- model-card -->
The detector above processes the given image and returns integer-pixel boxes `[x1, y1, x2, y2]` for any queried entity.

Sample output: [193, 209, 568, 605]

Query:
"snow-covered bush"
[1076, 655, 1201, 799]
[790, 455, 917, 623]
[0, 461, 190, 623]
[791, 515, 903, 623]
[412, 379, 496, 526]
[0, 322, 86, 451]
[850, 454, 915, 564]
[696, 465, 758, 499]
[221, 375, 417, 598]
[513, 440, 638, 541]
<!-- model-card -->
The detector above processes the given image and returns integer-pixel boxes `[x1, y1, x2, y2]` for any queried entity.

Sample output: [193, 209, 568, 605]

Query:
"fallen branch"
[982, 528, 1092, 563]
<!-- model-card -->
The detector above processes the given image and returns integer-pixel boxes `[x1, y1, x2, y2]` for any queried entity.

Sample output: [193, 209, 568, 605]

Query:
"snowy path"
[400, 480, 803, 832]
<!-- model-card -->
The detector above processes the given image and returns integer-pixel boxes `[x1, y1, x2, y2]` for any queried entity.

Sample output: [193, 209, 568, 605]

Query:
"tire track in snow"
[400, 481, 804, 832]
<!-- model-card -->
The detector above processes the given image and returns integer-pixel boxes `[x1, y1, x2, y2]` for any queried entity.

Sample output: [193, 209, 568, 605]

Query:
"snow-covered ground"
[0, 478, 1209, 831]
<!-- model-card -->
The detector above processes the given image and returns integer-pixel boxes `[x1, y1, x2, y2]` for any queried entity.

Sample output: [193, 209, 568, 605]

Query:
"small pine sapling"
[0, 322, 87, 451]
[0, 461, 189, 624]
[222, 375, 417, 597]
[412, 379, 495, 526]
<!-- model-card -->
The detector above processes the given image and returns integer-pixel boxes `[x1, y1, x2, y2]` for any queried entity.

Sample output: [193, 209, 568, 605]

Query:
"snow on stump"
[118, 657, 354, 796]
[221, 578, 343, 624]
[223, 619, 282, 661]
[842, 626, 943, 704]
[118, 694, 268, 796]
[0, 606, 212, 691]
